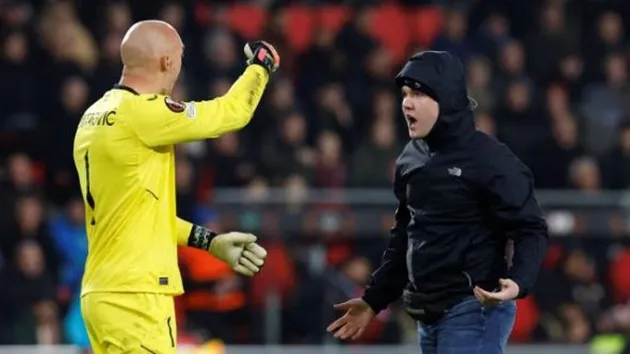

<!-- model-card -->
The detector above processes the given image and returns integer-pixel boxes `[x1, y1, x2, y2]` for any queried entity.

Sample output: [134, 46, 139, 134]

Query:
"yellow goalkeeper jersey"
[73, 65, 269, 296]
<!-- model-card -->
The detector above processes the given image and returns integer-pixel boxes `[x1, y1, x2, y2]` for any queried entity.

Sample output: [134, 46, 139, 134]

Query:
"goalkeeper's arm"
[127, 41, 280, 147]
[176, 218, 267, 276]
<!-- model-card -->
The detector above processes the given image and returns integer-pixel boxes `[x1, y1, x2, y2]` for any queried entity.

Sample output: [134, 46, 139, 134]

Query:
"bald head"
[121, 20, 182, 68]
[119, 20, 184, 94]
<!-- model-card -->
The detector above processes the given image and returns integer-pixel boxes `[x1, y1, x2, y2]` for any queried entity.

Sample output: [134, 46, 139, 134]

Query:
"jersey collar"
[113, 84, 140, 96]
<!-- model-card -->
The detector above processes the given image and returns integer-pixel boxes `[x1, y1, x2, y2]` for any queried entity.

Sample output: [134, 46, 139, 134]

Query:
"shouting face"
[401, 85, 439, 139]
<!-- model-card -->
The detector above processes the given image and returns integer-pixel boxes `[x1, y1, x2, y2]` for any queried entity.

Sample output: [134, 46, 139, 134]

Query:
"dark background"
[1, 0, 630, 350]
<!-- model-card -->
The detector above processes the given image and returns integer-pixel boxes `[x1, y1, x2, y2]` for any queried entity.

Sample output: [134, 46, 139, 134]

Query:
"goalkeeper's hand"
[209, 232, 267, 276]
[244, 40, 280, 74]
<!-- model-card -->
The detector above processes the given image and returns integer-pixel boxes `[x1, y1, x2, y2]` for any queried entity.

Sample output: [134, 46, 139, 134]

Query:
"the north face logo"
[448, 167, 462, 177]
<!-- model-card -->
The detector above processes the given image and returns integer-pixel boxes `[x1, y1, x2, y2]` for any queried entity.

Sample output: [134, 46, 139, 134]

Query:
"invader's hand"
[327, 298, 376, 340]
[473, 278, 520, 306]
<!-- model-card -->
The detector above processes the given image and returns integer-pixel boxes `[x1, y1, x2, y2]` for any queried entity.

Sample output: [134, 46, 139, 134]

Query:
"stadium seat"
[250, 241, 297, 308]
[318, 4, 351, 36]
[226, 3, 268, 40]
[283, 5, 316, 54]
[197, 166, 215, 202]
[542, 243, 564, 269]
[510, 296, 540, 343]
[193, 1, 212, 27]
[367, 3, 410, 63]
[32, 161, 46, 185]
[409, 7, 444, 47]
[609, 247, 630, 303]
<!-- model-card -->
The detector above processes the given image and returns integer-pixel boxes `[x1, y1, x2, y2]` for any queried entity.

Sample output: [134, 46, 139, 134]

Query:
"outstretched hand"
[326, 298, 376, 340]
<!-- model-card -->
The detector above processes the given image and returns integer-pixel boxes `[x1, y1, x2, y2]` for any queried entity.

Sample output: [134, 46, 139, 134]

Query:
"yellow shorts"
[81, 292, 177, 354]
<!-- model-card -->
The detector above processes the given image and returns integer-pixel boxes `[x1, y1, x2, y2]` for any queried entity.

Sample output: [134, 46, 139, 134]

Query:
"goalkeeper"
[73, 20, 279, 353]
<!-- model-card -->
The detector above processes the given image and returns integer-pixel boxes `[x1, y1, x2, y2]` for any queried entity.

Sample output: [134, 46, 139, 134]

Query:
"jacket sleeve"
[483, 151, 549, 298]
[362, 168, 410, 313]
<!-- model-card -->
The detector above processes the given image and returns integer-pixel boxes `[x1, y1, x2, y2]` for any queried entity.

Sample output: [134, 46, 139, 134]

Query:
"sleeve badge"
[164, 97, 186, 113]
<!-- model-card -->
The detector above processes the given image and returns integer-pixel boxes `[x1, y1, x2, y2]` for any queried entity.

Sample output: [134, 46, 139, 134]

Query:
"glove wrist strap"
[188, 224, 218, 251]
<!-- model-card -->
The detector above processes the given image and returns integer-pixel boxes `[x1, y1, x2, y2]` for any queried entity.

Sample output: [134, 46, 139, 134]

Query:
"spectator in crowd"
[4, 195, 58, 274]
[46, 76, 90, 205]
[474, 12, 512, 60]
[600, 120, 630, 189]
[0, 153, 42, 234]
[251, 77, 300, 148]
[474, 111, 497, 137]
[568, 156, 602, 192]
[314, 131, 346, 188]
[495, 79, 545, 166]
[531, 115, 583, 189]
[494, 39, 530, 95]
[544, 84, 574, 122]
[584, 11, 626, 82]
[201, 29, 243, 86]
[91, 32, 123, 100]
[466, 55, 495, 113]
[260, 111, 315, 185]
[524, 1, 578, 86]
[209, 133, 257, 188]
[48, 197, 87, 300]
[555, 53, 585, 103]
[314, 83, 356, 152]
[581, 53, 630, 155]
[0, 30, 40, 140]
[433, 9, 472, 64]
[536, 248, 609, 343]
[349, 119, 398, 188]
[48, 196, 89, 348]
[0, 240, 58, 345]
[369, 89, 401, 137]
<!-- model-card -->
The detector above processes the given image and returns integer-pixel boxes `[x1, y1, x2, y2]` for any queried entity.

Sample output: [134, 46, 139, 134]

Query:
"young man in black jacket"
[327, 51, 549, 353]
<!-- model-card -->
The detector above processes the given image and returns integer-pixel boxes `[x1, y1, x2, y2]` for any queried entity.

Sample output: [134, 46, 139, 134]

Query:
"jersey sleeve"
[176, 218, 194, 246]
[127, 65, 269, 147]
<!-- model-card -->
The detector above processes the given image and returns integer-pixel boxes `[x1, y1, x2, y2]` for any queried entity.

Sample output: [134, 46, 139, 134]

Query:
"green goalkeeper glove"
[209, 232, 267, 276]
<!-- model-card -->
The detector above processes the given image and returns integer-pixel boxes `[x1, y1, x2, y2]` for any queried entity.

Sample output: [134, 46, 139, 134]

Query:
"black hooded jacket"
[362, 51, 549, 316]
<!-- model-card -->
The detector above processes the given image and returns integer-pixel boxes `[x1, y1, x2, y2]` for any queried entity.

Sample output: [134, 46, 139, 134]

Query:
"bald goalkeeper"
[73, 21, 279, 353]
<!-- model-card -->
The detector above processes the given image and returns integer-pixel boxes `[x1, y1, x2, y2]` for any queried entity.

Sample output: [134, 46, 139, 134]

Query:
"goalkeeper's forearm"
[193, 65, 269, 138]
[176, 218, 216, 250]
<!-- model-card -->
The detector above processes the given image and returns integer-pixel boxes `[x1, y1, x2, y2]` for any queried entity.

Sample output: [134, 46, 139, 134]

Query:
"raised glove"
[244, 40, 280, 74]
[209, 232, 267, 276]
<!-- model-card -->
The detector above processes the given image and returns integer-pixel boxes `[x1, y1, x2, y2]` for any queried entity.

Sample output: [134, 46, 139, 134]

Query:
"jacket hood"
[396, 51, 475, 150]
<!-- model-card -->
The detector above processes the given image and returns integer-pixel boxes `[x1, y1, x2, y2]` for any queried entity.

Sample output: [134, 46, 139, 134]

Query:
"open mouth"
[406, 115, 418, 127]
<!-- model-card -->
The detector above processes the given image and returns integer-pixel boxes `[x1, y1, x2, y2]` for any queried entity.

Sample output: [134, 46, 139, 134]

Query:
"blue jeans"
[418, 296, 516, 354]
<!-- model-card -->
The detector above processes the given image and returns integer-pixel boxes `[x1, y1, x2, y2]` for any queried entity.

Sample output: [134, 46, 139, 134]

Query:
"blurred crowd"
[2, 0, 630, 349]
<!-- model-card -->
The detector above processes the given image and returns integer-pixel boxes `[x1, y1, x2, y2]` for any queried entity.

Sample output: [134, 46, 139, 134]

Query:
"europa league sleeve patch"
[164, 97, 186, 113]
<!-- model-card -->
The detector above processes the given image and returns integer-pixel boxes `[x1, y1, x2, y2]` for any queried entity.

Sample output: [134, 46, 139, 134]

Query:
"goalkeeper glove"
[244, 40, 280, 74]
[209, 232, 267, 277]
